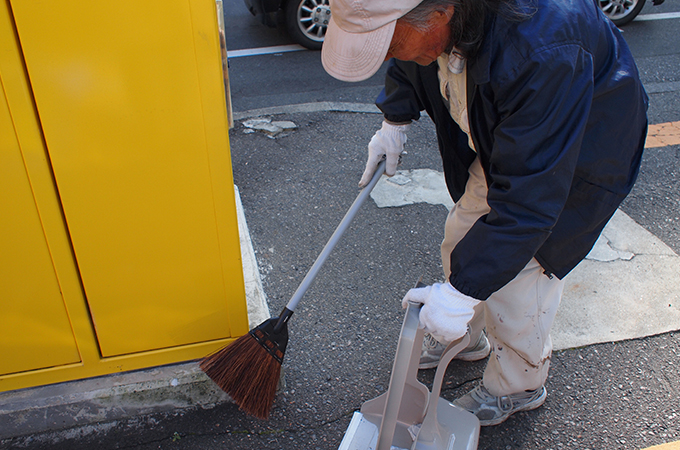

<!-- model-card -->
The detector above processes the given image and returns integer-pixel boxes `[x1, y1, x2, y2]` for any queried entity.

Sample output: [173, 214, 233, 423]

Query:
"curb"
[0, 362, 227, 445]
[232, 101, 381, 121]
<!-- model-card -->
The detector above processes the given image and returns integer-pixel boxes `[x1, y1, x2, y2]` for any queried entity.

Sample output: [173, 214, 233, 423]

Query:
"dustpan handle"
[274, 160, 387, 332]
[431, 332, 471, 403]
[414, 331, 471, 448]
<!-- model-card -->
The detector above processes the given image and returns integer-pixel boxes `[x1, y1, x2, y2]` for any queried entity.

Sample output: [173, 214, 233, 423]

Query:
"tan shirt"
[437, 52, 476, 151]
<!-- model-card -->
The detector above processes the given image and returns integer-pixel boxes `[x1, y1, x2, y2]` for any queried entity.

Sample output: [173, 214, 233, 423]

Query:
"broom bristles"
[200, 333, 282, 420]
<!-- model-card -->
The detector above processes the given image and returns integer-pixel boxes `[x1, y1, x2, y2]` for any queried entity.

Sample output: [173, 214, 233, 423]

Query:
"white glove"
[401, 282, 481, 344]
[359, 120, 410, 187]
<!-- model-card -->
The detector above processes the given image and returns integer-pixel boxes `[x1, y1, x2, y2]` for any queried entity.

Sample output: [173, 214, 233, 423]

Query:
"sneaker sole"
[453, 341, 491, 362]
[478, 386, 547, 427]
[418, 339, 491, 369]
[418, 360, 441, 370]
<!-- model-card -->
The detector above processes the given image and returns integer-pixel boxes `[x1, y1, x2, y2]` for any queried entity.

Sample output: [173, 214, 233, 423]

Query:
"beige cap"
[321, 0, 424, 82]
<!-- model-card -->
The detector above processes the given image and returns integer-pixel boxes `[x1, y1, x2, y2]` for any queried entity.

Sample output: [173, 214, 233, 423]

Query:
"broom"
[200, 160, 387, 419]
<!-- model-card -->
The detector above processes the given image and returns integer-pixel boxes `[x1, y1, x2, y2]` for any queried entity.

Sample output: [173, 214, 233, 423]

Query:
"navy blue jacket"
[377, 0, 648, 300]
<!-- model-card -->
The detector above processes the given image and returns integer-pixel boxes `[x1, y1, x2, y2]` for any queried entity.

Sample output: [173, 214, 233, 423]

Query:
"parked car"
[597, 0, 665, 26]
[243, 0, 330, 50]
[243, 0, 664, 50]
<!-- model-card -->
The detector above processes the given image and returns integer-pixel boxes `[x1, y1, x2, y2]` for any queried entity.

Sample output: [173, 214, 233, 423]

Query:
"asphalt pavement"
[2, 0, 679, 447]
[3, 99, 679, 450]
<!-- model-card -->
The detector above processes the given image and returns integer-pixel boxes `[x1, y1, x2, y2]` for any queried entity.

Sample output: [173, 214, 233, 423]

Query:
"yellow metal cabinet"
[0, 0, 247, 390]
[0, 68, 81, 376]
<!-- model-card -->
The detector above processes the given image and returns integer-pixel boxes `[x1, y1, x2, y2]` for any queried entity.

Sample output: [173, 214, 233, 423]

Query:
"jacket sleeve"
[448, 43, 596, 300]
[376, 59, 425, 123]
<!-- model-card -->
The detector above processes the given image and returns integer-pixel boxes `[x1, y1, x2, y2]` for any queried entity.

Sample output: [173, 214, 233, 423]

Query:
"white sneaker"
[418, 332, 491, 369]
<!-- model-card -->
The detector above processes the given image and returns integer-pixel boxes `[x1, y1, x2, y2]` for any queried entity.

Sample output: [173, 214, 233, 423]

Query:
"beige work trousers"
[440, 157, 566, 397]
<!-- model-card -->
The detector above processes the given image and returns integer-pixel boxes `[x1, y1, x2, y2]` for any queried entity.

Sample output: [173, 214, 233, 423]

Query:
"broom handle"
[274, 159, 387, 332]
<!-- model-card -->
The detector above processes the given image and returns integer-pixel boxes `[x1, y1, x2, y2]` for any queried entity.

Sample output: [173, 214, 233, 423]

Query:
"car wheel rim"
[598, 0, 639, 21]
[296, 0, 330, 43]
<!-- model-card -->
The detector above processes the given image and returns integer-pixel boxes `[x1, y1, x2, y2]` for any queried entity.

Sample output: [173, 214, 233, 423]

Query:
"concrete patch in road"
[556, 210, 680, 350]
[371, 169, 453, 210]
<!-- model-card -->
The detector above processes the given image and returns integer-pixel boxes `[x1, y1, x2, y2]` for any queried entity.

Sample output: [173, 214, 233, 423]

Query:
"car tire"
[597, 0, 646, 26]
[284, 0, 330, 50]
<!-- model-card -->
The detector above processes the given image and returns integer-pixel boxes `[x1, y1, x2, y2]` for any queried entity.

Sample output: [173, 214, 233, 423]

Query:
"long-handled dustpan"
[339, 294, 480, 450]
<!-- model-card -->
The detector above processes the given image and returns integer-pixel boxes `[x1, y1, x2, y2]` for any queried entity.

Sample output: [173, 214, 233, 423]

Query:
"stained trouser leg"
[440, 156, 565, 394]
[482, 258, 565, 396]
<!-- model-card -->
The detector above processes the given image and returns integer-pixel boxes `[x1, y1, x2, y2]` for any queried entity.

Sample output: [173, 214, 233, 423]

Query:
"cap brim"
[321, 17, 395, 82]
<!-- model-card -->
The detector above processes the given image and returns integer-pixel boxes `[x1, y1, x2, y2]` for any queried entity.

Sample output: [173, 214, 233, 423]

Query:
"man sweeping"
[321, 0, 648, 426]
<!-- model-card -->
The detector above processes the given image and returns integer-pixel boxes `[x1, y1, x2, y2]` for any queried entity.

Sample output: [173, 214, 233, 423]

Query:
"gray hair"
[400, 0, 456, 31]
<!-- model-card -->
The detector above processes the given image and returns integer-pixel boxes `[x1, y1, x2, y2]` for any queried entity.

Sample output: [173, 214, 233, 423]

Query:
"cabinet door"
[0, 78, 81, 375]
[10, 0, 247, 357]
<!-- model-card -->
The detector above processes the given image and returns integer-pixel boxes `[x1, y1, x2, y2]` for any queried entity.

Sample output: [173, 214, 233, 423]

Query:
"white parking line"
[227, 44, 306, 58]
[636, 11, 680, 21]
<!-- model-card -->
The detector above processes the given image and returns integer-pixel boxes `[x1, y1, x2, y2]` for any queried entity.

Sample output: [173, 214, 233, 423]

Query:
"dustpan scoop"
[339, 304, 480, 450]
